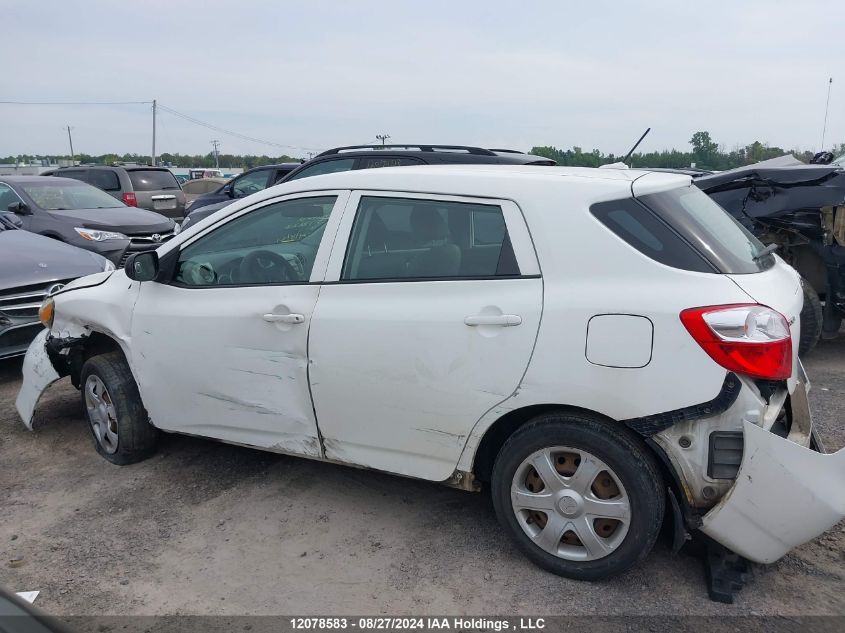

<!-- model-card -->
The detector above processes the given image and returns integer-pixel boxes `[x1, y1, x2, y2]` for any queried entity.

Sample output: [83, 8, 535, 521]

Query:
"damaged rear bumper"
[700, 374, 845, 564]
[15, 330, 61, 430]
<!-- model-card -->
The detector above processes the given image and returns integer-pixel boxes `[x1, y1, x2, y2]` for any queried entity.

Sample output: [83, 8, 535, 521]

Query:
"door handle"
[262, 313, 305, 324]
[464, 314, 522, 327]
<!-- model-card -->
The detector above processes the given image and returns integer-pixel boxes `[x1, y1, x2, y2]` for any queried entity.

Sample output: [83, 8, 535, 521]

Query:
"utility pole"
[376, 133, 390, 146]
[151, 99, 157, 166]
[65, 125, 75, 161]
[821, 77, 833, 151]
[211, 139, 220, 168]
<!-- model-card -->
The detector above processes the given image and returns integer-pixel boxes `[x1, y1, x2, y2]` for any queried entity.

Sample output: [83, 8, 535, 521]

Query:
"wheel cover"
[84, 375, 119, 454]
[511, 446, 631, 561]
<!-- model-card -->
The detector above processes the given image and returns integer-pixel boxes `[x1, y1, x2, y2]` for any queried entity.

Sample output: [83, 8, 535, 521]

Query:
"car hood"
[47, 207, 175, 233]
[0, 229, 106, 293]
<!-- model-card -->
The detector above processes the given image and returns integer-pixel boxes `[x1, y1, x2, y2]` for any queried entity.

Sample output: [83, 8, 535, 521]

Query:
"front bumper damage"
[16, 330, 62, 430]
[699, 374, 845, 564]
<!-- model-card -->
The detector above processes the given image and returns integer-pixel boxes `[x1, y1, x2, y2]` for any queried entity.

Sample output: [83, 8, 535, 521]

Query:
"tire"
[80, 351, 158, 465]
[491, 412, 664, 581]
[799, 278, 823, 356]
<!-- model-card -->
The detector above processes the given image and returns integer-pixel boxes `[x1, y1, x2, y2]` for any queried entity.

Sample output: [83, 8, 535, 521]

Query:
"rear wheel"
[799, 278, 823, 356]
[491, 412, 664, 580]
[80, 352, 158, 465]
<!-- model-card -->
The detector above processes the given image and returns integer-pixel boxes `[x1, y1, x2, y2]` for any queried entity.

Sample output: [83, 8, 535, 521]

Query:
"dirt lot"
[1, 340, 843, 617]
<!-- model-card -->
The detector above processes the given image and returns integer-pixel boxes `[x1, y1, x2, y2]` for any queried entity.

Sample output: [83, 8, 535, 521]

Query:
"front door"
[131, 192, 348, 456]
[309, 192, 543, 480]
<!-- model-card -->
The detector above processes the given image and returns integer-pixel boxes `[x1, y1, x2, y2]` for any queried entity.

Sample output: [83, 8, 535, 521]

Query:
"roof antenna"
[623, 127, 651, 166]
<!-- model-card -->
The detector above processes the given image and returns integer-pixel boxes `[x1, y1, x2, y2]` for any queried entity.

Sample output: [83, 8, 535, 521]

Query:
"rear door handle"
[262, 313, 305, 324]
[464, 314, 522, 327]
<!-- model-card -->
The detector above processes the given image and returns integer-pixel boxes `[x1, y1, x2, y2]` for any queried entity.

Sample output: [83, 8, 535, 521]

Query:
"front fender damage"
[16, 330, 63, 429]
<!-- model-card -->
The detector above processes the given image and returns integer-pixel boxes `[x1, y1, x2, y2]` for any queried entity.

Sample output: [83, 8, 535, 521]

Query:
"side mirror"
[0, 211, 23, 227]
[8, 202, 31, 215]
[124, 251, 159, 282]
[225, 184, 235, 199]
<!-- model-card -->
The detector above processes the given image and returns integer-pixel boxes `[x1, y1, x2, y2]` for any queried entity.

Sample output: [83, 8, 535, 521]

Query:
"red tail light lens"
[122, 192, 137, 207]
[680, 304, 792, 380]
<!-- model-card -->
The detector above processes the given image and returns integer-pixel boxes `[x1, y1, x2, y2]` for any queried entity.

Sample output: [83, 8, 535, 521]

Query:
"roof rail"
[487, 148, 525, 154]
[316, 144, 499, 157]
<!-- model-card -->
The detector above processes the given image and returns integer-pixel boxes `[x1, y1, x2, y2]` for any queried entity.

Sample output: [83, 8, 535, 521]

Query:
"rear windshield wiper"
[752, 243, 778, 261]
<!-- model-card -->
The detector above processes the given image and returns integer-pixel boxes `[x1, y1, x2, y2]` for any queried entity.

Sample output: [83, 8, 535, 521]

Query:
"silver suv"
[53, 165, 186, 220]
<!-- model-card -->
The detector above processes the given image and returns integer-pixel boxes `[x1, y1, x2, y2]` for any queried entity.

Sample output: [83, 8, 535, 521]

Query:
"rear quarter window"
[128, 170, 180, 191]
[590, 198, 716, 273]
[88, 170, 121, 192]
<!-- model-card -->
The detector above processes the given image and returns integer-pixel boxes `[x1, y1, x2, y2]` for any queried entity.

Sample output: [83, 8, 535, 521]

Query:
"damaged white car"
[16, 165, 845, 581]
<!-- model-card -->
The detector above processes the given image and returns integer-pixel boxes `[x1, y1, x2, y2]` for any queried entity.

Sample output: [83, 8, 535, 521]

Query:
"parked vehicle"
[180, 177, 228, 207]
[0, 211, 110, 359]
[179, 200, 229, 231]
[53, 165, 186, 220]
[185, 163, 301, 215]
[279, 144, 556, 183]
[694, 156, 845, 354]
[185, 147, 555, 220]
[16, 165, 842, 582]
[0, 176, 177, 267]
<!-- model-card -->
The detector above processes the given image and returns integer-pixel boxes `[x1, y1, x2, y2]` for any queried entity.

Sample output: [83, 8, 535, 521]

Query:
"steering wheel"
[239, 249, 300, 283]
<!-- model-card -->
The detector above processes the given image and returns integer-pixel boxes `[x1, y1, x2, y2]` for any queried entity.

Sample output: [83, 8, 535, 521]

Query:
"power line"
[0, 100, 152, 105]
[157, 103, 322, 152]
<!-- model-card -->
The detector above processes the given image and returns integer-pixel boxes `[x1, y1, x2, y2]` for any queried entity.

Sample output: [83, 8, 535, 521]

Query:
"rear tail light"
[680, 304, 792, 380]
[122, 192, 137, 207]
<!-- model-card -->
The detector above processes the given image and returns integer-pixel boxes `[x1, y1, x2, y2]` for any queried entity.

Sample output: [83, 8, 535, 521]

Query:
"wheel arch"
[469, 403, 694, 528]
[64, 330, 127, 388]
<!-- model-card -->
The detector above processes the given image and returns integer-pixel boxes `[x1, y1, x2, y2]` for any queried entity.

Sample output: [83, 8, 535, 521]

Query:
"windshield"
[639, 186, 773, 274]
[20, 181, 124, 210]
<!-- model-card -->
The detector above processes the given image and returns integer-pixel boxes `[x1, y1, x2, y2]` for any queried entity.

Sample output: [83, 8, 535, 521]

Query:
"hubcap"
[84, 375, 119, 454]
[511, 446, 630, 561]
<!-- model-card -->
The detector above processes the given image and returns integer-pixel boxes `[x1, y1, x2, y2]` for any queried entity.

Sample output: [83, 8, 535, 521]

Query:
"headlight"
[180, 216, 192, 231]
[74, 227, 128, 241]
[103, 259, 116, 272]
[173, 222, 182, 235]
[39, 297, 55, 329]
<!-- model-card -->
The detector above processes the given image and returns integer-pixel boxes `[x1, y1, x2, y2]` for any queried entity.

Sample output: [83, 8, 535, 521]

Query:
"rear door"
[308, 191, 543, 480]
[126, 169, 184, 218]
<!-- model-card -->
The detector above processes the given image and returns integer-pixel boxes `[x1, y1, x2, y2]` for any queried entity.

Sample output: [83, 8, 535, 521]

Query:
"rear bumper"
[700, 371, 845, 563]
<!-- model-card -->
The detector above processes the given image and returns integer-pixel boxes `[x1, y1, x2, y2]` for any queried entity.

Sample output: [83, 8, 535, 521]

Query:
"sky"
[2, 0, 843, 159]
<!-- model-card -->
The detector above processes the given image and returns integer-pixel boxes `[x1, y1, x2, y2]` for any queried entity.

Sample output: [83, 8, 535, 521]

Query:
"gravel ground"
[0, 340, 842, 617]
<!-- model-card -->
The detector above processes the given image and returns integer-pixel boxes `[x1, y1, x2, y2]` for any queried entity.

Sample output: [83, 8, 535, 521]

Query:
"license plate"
[153, 199, 177, 210]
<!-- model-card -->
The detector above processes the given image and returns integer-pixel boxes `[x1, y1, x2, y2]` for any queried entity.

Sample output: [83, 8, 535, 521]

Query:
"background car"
[52, 165, 186, 220]
[280, 144, 556, 183]
[0, 176, 177, 267]
[180, 176, 228, 206]
[0, 211, 110, 359]
[185, 163, 301, 214]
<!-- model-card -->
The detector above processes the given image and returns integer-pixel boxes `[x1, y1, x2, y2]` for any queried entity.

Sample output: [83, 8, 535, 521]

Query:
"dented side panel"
[129, 280, 323, 457]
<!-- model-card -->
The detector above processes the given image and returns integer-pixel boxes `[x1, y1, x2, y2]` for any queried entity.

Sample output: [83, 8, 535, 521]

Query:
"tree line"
[530, 132, 845, 170]
[4, 132, 843, 170]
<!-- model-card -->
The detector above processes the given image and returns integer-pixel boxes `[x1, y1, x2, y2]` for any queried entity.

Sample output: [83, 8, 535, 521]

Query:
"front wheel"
[491, 412, 664, 580]
[80, 352, 159, 465]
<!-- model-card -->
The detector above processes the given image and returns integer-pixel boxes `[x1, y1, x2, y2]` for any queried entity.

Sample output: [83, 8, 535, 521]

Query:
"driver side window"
[175, 195, 338, 287]
[232, 170, 270, 198]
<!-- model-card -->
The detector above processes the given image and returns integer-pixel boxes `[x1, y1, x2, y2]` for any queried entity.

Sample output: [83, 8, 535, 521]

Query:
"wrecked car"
[695, 156, 845, 354]
[16, 165, 845, 581]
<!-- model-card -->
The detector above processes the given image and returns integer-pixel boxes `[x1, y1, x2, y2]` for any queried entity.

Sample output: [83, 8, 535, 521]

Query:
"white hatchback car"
[17, 165, 844, 581]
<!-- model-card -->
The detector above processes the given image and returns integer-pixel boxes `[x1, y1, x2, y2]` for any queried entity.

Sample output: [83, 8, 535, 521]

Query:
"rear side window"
[590, 198, 715, 273]
[286, 158, 355, 181]
[55, 169, 87, 183]
[358, 156, 423, 169]
[342, 196, 519, 281]
[88, 170, 121, 192]
[639, 186, 774, 274]
[128, 170, 179, 191]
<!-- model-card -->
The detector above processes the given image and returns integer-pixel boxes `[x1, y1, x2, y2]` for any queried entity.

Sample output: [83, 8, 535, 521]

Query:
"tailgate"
[727, 257, 803, 388]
